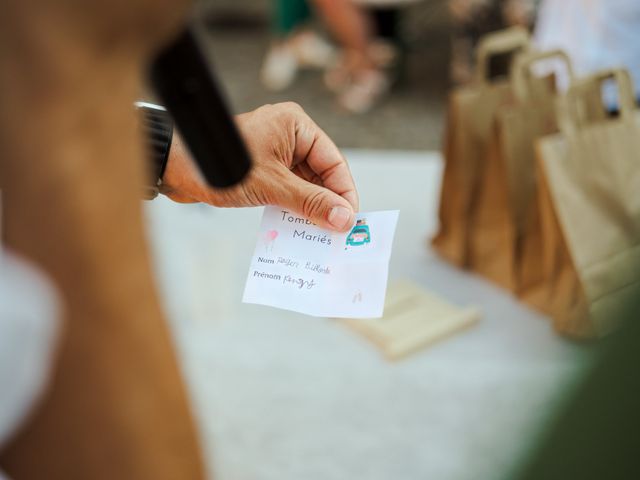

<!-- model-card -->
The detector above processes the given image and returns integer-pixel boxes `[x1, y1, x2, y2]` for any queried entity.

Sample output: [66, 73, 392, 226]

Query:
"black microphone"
[150, 27, 252, 188]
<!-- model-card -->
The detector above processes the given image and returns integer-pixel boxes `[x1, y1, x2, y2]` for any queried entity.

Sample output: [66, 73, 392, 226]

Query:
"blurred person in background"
[534, 0, 640, 107]
[262, 0, 396, 113]
[449, 0, 538, 84]
[260, 0, 336, 91]
[314, 0, 397, 113]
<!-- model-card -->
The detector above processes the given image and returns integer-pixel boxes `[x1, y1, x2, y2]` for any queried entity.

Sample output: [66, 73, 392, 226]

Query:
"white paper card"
[242, 206, 399, 318]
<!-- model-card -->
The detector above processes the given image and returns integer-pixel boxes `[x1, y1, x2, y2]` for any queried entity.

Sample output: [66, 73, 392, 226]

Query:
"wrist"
[160, 129, 211, 204]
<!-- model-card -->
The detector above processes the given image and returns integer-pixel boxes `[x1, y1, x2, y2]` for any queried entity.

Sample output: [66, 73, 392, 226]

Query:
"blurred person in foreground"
[0, 0, 357, 478]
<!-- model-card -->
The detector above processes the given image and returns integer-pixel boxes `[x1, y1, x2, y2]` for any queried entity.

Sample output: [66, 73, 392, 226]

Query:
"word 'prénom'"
[253, 270, 281, 281]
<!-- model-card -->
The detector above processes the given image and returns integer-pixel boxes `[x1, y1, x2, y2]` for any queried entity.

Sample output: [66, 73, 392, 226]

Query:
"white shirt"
[535, 0, 640, 104]
[0, 249, 60, 472]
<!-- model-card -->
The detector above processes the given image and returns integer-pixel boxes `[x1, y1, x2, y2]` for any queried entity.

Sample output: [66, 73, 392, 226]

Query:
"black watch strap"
[136, 102, 174, 199]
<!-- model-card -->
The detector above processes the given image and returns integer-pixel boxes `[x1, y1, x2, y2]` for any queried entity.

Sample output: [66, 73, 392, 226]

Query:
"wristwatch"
[135, 101, 174, 200]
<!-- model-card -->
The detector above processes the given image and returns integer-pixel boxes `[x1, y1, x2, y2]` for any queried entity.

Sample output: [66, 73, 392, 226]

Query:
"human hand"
[162, 102, 359, 232]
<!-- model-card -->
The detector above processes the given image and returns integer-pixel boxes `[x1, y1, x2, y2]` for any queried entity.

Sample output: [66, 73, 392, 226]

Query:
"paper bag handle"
[559, 68, 636, 134]
[475, 26, 530, 85]
[511, 49, 574, 103]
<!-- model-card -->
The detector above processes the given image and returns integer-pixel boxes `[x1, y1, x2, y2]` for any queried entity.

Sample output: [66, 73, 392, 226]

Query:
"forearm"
[0, 6, 205, 480]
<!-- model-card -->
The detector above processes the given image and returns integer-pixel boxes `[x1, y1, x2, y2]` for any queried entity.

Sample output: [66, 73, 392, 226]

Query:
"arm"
[161, 102, 360, 232]
[0, 2, 205, 479]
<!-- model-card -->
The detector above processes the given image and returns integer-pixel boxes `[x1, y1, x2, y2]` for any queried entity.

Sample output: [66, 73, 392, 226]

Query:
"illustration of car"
[346, 219, 371, 246]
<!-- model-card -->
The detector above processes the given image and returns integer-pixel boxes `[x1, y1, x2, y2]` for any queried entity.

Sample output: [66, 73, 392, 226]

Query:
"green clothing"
[510, 299, 640, 480]
[274, 0, 311, 35]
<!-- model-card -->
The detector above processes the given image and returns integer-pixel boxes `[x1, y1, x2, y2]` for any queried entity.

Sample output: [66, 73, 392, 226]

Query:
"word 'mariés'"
[293, 228, 332, 245]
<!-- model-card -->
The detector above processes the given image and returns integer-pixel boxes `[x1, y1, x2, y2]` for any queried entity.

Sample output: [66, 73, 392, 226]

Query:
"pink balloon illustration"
[264, 229, 278, 252]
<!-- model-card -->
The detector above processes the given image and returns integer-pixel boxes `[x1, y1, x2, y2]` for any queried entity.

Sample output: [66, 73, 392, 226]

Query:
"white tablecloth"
[145, 150, 588, 480]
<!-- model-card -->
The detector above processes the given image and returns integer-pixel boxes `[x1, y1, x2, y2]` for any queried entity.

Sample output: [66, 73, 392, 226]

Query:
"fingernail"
[328, 206, 352, 230]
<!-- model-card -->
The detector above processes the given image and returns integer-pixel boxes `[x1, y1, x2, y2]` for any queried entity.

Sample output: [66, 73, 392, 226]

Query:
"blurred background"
[195, 0, 533, 149]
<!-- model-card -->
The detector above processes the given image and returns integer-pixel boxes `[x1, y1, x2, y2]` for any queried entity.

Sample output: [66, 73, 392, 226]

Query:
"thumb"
[282, 172, 356, 232]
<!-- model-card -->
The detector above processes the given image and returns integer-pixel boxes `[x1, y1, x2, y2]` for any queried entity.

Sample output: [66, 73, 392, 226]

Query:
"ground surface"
[147, 150, 588, 480]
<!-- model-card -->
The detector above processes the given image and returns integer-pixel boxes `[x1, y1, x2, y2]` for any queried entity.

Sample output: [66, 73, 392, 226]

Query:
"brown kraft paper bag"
[535, 69, 640, 338]
[468, 50, 573, 306]
[432, 26, 530, 266]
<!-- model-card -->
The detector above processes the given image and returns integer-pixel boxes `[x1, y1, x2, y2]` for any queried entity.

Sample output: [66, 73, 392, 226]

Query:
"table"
[145, 150, 588, 480]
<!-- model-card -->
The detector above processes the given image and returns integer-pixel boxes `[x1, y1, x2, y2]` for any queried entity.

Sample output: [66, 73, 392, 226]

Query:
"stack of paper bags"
[432, 26, 531, 266]
[432, 25, 640, 339]
[467, 49, 572, 309]
[534, 69, 640, 338]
